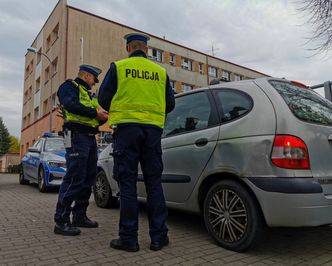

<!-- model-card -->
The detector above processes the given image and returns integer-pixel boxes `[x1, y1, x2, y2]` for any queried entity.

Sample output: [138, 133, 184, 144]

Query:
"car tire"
[38, 166, 48, 193]
[93, 171, 118, 208]
[19, 165, 29, 185]
[203, 179, 265, 252]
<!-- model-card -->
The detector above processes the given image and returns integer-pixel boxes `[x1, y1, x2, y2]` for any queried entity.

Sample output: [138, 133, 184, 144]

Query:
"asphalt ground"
[1, 173, 332, 266]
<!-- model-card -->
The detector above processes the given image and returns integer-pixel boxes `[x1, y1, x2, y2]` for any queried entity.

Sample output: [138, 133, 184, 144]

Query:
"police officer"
[98, 33, 175, 251]
[54, 64, 109, 236]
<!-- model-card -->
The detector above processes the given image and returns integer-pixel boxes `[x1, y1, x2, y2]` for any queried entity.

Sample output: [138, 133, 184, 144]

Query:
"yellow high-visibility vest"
[63, 80, 99, 128]
[109, 56, 166, 129]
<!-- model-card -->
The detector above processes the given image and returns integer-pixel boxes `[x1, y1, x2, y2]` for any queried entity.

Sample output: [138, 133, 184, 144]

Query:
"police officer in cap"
[98, 33, 175, 251]
[54, 64, 109, 236]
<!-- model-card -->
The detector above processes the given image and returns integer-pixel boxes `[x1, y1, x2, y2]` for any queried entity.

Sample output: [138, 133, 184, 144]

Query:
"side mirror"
[28, 147, 40, 153]
[104, 133, 113, 144]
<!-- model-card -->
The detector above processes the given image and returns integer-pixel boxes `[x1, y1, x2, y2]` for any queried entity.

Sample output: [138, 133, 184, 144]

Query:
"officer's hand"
[96, 109, 109, 123]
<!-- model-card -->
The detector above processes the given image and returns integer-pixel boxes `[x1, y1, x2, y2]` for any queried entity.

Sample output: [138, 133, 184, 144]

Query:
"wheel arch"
[198, 172, 266, 225]
[38, 162, 49, 184]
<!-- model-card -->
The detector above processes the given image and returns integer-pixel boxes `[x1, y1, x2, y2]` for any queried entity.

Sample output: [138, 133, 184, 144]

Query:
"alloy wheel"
[95, 174, 108, 205]
[207, 188, 247, 243]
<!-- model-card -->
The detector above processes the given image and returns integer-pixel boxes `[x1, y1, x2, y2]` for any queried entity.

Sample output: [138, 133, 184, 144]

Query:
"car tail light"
[290, 80, 307, 88]
[271, 135, 310, 169]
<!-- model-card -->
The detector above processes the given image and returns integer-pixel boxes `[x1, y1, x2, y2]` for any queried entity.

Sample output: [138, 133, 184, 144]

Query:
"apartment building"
[21, 0, 268, 157]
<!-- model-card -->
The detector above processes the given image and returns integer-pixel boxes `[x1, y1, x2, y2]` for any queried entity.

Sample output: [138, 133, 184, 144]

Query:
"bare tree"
[299, 0, 332, 53]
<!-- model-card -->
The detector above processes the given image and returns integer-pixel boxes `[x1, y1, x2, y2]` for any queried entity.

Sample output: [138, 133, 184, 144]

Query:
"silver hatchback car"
[94, 77, 332, 251]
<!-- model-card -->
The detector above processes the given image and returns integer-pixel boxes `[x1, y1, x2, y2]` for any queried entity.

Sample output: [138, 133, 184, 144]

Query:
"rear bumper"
[245, 177, 332, 227]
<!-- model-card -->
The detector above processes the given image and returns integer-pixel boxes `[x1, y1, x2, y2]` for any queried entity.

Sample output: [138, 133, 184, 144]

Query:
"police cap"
[79, 64, 102, 83]
[124, 32, 150, 45]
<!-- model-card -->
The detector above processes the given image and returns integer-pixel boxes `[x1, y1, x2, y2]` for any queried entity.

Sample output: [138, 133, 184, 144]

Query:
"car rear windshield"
[270, 80, 332, 126]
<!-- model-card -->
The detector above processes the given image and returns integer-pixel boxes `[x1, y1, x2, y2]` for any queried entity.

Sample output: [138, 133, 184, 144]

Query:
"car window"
[44, 138, 65, 152]
[32, 140, 43, 151]
[33, 140, 40, 148]
[163, 92, 212, 137]
[215, 90, 252, 122]
[270, 80, 332, 126]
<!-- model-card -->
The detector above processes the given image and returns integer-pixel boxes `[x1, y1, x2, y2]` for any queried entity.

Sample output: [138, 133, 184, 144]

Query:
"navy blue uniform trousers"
[54, 133, 97, 224]
[113, 126, 168, 245]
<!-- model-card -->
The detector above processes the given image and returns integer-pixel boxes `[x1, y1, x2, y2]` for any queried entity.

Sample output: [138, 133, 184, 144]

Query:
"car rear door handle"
[195, 138, 208, 147]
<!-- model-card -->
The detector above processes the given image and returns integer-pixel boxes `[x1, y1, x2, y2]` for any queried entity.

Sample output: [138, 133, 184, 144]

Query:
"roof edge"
[67, 4, 269, 77]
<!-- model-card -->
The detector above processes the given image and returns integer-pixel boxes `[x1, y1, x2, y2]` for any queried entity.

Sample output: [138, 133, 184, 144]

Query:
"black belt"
[71, 131, 96, 137]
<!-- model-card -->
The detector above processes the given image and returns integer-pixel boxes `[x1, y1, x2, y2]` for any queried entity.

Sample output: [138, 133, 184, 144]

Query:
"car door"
[22, 140, 40, 178]
[29, 139, 44, 180]
[137, 90, 220, 203]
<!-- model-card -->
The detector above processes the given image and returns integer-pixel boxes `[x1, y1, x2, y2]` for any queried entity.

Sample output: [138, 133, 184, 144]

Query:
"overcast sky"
[0, 0, 331, 137]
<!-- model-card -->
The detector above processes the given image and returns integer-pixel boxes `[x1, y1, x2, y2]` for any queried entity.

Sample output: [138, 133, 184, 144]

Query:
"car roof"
[174, 77, 304, 98]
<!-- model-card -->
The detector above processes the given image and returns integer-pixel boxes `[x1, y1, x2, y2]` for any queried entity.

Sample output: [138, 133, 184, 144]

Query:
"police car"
[20, 133, 66, 192]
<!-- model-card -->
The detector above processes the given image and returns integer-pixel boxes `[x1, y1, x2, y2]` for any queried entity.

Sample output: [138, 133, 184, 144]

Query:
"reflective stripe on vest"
[64, 80, 99, 128]
[109, 57, 166, 128]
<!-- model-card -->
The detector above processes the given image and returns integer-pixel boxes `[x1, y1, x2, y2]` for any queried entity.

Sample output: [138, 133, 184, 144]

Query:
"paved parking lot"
[1, 173, 332, 265]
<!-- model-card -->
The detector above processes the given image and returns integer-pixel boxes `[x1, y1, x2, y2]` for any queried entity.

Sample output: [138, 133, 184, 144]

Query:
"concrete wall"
[0, 153, 20, 173]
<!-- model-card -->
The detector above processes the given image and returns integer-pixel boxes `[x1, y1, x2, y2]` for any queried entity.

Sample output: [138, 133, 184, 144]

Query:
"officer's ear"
[126, 44, 130, 52]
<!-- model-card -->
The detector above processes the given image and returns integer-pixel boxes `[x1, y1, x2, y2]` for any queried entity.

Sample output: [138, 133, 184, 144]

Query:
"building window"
[222, 70, 230, 81]
[181, 57, 193, 71]
[34, 107, 39, 121]
[234, 74, 241, 81]
[36, 77, 41, 92]
[24, 91, 28, 104]
[182, 83, 193, 93]
[27, 113, 31, 125]
[52, 57, 58, 75]
[52, 23, 59, 42]
[37, 48, 42, 64]
[28, 86, 32, 100]
[170, 80, 176, 92]
[208, 66, 217, 78]
[52, 93, 56, 108]
[46, 35, 51, 51]
[44, 66, 50, 83]
[148, 48, 163, 62]
[43, 99, 48, 115]
[169, 54, 175, 65]
[199, 63, 204, 74]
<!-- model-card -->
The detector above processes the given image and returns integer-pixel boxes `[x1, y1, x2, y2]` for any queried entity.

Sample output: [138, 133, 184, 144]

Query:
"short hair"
[78, 70, 86, 78]
[128, 40, 147, 51]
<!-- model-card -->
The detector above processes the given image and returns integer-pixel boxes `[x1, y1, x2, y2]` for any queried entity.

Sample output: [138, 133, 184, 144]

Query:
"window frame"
[222, 70, 230, 81]
[212, 88, 254, 124]
[199, 63, 204, 74]
[162, 90, 220, 138]
[181, 83, 193, 93]
[208, 66, 217, 78]
[169, 53, 175, 65]
[148, 47, 164, 62]
[181, 57, 193, 71]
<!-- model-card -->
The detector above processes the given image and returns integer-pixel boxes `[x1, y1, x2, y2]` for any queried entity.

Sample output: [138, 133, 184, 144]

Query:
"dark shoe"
[72, 217, 98, 228]
[150, 236, 169, 251]
[110, 238, 139, 252]
[54, 223, 81, 236]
